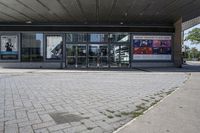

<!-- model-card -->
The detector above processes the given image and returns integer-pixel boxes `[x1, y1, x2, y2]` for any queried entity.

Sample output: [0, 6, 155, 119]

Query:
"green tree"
[185, 28, 200, 44]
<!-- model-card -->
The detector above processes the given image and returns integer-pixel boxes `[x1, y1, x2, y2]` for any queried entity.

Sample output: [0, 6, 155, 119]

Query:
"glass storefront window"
[21, 33, 43, 62]
[0, 35, 18, 60]
[89, 33, 108, 42]
[109, 33, 130, 43]
[46, 35, 63, 60]
[66, 33, 87, 42]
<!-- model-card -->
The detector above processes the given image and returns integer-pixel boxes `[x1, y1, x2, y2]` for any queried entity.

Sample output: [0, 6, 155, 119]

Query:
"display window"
[46, 35, 63, 60]
[0, 35, 18, 60]
[133, 35, 172, 60]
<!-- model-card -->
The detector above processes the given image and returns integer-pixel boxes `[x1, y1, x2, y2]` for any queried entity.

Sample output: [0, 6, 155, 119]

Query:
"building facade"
[0, 0, 199, 69]
[0, 27, 175, 69]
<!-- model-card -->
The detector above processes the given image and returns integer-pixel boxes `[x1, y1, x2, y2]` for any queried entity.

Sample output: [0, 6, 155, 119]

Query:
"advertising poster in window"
[46, 36, 63, 59]
[1, 35, 18, 59]
[133, 36, 172, 60]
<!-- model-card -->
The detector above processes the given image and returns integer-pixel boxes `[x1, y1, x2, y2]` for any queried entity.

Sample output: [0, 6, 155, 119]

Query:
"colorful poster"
[133, 36, 172, 60]
[1, 35, 18, 54]
[46, 36, 63, 59]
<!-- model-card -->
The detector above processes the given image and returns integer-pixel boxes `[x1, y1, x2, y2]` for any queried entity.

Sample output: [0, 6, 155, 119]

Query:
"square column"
[173, 18, 183, 68]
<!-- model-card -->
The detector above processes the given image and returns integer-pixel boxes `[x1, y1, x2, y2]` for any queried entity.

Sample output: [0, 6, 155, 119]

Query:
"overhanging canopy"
[0, 0, 199, 26]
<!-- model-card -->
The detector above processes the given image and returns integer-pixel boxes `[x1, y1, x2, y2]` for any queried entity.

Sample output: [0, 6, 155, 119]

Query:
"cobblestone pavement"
[0, 71, 188, 133]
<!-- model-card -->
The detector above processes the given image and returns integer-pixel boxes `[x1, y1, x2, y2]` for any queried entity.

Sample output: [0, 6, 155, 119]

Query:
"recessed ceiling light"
[26, 20, 32, 24]
[124, 12, 128, 16]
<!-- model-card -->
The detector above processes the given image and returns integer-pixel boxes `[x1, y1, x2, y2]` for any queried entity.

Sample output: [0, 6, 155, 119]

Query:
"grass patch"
[135, 105, 147, 111]
[115, 114, 122, 117]
[121, 112, 130, 116]
[132, 111, 143, 118]
[107, 115, 114, 119]
[102, 119, 106, 122]
[106, 109, 115, 113]
[150, 97, 155, 99]
[150, 100, 160, 106]
[141, 99, 150, 102]
[87, 127, 93, 130]
[165, 90, 174, 95]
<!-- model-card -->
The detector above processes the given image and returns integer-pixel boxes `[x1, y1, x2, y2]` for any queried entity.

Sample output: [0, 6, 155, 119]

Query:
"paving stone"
[39, 114, 53, 122]
[48, 123, 71, 132]
[0, 71, 188, 133]
[19, 126, 34, 133]
[63, 125, 87, 133]
[34, 128, 49, 133]
[32, 121, 56, 130]
[5, 124, 18, 133]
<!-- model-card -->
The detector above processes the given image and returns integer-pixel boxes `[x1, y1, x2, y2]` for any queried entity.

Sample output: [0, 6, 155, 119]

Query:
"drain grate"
[49, 112, 85, 124]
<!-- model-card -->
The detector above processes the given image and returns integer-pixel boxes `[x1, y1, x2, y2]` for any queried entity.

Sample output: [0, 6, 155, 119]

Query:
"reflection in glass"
[110, 45, 120, 67]
[46, 35, 62, 60]
[88, 44, 108, 67]
[89, 45, 98, 56]
[77, 45, 86, 56]
[110, 44, 129, 67]
[120, 45, 129, 67]
[77, 57, 87, 66]
[21, 33, 43, 62]
[88, 57, 97, 66]
[89, 34, 108, 42]
[66, 45, 76, 56]
[66, 44, 86, 67]
[109, 33, 130, 42]
[67, 57, 76, 65]
[66, 33, 87, 42]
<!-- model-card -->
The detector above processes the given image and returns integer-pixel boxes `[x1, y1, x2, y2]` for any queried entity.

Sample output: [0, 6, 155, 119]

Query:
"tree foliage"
[185, 28, 200, 44]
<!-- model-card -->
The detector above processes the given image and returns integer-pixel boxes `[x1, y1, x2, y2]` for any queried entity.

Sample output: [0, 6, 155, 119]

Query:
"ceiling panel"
[98, 0, 115, 23]
[0, 0, 46, 21]
[38, 0, 72, 22]
[0, 0, 199, 25]
[59, 0, 85, 22]
[18, 0, 58, 22]
[78, 0, 96, 22]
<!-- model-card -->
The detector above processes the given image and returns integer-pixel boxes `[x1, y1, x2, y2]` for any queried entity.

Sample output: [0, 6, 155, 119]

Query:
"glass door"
[88, 44, 98, 67]
[77, 44, 87, 66]
[66, 44, 86, 68]
[88, 44, 108, 68]
[110, 44, 130, 67]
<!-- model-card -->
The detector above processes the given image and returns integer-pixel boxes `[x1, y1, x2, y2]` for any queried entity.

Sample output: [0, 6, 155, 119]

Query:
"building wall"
[0, 26, 178, 69]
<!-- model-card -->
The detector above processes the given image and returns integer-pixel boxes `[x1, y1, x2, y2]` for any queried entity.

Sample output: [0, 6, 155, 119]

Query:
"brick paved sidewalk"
[0, 71, 188, 133]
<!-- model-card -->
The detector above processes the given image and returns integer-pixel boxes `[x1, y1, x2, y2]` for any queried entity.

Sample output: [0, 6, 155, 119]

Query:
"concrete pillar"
[173, 18, 183, 68]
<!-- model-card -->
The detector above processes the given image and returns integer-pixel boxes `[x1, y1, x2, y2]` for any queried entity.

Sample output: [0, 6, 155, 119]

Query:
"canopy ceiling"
[0, 0, 199, 26]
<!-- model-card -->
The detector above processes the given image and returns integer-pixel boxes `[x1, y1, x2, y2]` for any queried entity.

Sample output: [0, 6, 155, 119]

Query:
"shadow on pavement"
[137, 61, 200, 72]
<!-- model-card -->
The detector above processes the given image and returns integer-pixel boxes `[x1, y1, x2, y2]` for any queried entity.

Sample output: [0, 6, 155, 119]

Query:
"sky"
[184, 24, 200, 51]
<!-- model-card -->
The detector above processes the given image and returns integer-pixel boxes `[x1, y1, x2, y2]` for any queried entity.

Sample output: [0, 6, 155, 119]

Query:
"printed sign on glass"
[1, 35, 18, 59]
[46, 36, 63, 59]
[133, 36, 172, 60]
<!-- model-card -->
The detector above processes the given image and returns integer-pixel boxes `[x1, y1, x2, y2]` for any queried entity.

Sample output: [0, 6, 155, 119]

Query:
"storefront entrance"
[65, 33, 131, 68]
[66, 44, 130, 68]
[88, 44, 108, 67]
[66, 44, 87, 68]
